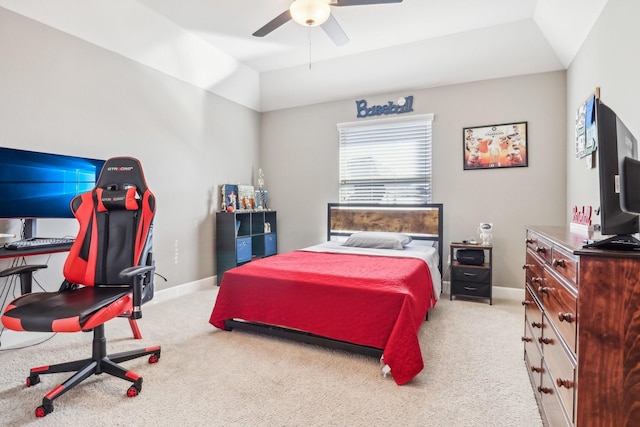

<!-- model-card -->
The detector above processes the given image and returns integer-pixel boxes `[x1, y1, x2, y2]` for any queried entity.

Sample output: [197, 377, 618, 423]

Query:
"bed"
[209, 203, 443, 385]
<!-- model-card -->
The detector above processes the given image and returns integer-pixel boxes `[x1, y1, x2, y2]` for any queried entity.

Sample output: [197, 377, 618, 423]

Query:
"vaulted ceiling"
[0, 0, 608, 111]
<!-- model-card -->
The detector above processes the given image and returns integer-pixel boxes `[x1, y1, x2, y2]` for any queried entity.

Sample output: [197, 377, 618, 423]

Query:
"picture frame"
[463, 122, 528, 170]
[221, 184, 238, 211]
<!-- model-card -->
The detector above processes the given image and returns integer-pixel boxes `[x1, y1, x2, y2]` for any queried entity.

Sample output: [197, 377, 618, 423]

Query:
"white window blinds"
[337, 113, 434, 204]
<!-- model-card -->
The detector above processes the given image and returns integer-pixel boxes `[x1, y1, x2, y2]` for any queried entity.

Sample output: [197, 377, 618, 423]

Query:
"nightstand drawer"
[236, 237, 252, 263]
[451, 281, 491, 298]
[451, 267, 490, 283]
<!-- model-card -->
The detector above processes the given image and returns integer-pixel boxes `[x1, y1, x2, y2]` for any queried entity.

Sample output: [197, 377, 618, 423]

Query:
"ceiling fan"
[252, 0, 403, 46]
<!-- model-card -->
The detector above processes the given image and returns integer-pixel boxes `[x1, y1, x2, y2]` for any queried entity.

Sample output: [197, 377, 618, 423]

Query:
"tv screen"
[585, 100, 640, 250]
[0, 147, 105, 219]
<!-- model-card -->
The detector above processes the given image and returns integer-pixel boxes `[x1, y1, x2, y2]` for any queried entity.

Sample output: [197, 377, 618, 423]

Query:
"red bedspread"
[209, 250, 436, 385]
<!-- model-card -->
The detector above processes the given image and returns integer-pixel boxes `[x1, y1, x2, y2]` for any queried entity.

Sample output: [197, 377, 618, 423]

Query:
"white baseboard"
[492, 285, 525, 302]
[151, 276, 216, 304]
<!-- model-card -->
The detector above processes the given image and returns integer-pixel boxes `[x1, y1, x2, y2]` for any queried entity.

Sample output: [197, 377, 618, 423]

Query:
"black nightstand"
[449, 242, 493, 305]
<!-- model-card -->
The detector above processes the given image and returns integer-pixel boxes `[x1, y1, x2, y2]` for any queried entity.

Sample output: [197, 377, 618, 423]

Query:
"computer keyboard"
[3, 237, 75, 251]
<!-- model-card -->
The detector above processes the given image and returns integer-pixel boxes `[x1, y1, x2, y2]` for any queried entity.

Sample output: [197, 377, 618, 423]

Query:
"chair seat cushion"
[2, 287, 132, 333]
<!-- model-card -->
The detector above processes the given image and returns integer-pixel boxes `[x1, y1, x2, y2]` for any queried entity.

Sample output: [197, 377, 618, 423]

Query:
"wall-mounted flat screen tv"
[0, 147, 105, 219]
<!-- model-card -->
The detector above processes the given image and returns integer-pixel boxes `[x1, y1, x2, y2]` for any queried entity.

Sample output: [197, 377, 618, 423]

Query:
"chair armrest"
[0, 264, 48, 294]
[0, 264, 48, 277]
[118, 265, 154, 279]
[119, 265, 155, 319]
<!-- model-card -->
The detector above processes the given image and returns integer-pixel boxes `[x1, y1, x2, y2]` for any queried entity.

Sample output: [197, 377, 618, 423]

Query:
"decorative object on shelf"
[238, 185, 255, 210]
[477, 223, 493, 245]
[264, 222, 271, 233]
[221, 184, 238, 212]
[257, 168, 268, 210]
[463, 122, 528, 170]
[570, 205, 594, 234]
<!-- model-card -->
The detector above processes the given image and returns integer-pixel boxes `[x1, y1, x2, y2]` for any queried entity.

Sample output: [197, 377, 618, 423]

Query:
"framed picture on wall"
[463, 121, 528, 170]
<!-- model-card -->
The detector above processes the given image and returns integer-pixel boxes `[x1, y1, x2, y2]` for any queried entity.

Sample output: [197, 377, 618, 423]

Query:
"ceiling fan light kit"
[290, 0, 331, 27]
[253, 0, 402, 45]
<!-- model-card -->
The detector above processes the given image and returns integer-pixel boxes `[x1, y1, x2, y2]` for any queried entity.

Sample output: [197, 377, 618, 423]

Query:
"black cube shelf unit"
[215, 210, 277, 285]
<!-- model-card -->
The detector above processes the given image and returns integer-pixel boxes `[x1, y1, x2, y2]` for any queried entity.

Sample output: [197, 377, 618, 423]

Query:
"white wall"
[0, 8, 261, 294]
[261, 71, 567, 290]
[566, 0, 640, 218]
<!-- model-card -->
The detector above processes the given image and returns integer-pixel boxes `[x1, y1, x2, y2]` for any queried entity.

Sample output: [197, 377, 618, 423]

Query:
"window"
[337, 114, 433, 204]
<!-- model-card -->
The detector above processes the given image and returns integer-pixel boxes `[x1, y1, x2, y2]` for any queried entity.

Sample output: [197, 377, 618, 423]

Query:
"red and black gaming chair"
[0, 156, 161, 418]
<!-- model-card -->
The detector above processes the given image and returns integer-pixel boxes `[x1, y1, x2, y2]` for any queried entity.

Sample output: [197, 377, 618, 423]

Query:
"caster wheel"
[126, 385, 140, 397]
[35, 405, 51, 417]
[149, 354, 159, 364]
[26, 375, 40, 387]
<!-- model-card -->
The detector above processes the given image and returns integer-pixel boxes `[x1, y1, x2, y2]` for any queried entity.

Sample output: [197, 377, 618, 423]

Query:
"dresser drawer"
[550, 246, 578, 288]
[524, 327, 543, 391]
[525, 286, 545, 345]
[236, 237, 252, 263]
[540, 312, 576, 424]
[526, 231, 553, 264]
[524, 252, 546, 302]
[539, 359, 572, 427]
[451, 266, 490, 283]
[542, 268, 578, 353]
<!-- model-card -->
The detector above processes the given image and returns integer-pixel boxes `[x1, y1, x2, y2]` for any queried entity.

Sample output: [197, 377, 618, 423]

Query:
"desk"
[0, 244, 72, 259]
[0, 244, 72, 293]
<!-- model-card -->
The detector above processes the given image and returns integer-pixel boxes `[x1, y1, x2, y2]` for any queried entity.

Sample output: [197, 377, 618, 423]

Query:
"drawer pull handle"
[531, 322, 542, 329]
[521, 300, 531, 306]
[526, 238, 536, 244]
[521, 336, 532, 343]
[463, 272, 478, 277]
[463, 286, 477, 291]
[556, 378, 574, 389]
[530, 366, 543, 373]
[537, 386, 553, 394]
[538, 285, 553, 294]
[536, 246, 546, 254]
[532, 277, 543, 283]
[552, 258, 566, 268]
[538, 337, 553, 345]
[558, 312, 576, 323]
[522, 263, 533, 270]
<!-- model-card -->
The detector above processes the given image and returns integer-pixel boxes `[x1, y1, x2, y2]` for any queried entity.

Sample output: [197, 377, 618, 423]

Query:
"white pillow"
[343, 231, 412, 250]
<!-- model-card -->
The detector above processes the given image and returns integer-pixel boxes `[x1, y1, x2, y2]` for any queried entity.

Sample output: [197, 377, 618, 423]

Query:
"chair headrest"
[96, 157, 149, 194]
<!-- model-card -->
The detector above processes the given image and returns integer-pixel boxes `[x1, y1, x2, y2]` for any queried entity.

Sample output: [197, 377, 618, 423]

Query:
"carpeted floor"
[0, 287, 542, 426]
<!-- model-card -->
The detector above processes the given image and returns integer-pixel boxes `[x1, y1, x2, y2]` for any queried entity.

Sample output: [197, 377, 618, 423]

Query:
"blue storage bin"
[236, 237, 252, 263]
[264, 233, 277, 256]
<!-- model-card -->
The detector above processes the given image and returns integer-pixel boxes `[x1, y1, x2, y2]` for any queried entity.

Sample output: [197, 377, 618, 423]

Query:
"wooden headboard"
[327, 203, 444, 272]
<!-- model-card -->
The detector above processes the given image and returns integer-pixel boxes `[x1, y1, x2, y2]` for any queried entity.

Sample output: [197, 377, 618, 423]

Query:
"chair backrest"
[63, 157, 155, 297]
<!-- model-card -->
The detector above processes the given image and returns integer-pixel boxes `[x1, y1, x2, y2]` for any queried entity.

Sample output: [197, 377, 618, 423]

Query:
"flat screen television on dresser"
[584, 99, 640, 250]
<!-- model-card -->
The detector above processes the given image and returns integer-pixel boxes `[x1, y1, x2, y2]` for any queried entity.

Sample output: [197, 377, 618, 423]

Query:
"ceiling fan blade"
[331, 0, 402, 6]
[252, 10, 292, 37]
[321, 13, 349, 46]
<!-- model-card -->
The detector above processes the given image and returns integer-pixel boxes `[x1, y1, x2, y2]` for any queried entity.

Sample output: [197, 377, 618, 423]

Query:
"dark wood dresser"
[522, 226, 640, 427]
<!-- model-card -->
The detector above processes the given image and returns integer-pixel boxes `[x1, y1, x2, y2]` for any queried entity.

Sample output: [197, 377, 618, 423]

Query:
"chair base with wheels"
[30, 323, 161, 417]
